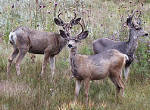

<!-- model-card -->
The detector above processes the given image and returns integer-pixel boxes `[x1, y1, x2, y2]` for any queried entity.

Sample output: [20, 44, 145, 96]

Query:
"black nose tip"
[68, 44, 72, 48]
[145, 33, 149, 36]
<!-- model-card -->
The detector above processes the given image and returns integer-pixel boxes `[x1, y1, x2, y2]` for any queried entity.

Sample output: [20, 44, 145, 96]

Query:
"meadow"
[0, 0, 150, 110]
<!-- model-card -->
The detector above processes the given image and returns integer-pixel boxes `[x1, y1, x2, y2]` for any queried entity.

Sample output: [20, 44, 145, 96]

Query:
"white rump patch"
[9, 32, 17, 44]
[124, 54, 129, 61]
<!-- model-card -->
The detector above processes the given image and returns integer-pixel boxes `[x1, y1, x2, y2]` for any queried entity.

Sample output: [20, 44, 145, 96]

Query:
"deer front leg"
[41, 52, 50, 76]
[15, 49, 28, 75]
[74, 80, 82, 103]
[84, 78, 90, 105]
[7, 48, 19, 74]
[49, 56, 55, 78]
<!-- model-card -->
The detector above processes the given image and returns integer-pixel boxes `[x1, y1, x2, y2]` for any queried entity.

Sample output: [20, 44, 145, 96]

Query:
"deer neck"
[69, 47, 79, 76]
[69, 47, 77, 58]
[126, 29, 138, 55]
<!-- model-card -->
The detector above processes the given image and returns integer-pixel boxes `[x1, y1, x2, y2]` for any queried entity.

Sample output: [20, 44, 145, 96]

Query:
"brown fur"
[7, 26, 67, 76]
[70, 48, 126, 104]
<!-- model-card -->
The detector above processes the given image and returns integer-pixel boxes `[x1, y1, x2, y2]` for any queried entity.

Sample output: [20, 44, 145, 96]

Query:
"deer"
[92, 10, 149, 82]
[59, 22, 128, 104]
[7, 12, 81, 77]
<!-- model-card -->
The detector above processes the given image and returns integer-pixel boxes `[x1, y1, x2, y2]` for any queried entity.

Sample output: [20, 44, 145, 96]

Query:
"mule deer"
[59, 23, 128, 104]
[92, 10, 148, 82]
[7, 13, 81, 77]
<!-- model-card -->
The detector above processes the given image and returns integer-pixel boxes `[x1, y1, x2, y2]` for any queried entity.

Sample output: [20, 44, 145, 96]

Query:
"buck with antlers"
[92, 10, 148, 82]
[59, 22, 128, 104]
[7, 13, 81, 77]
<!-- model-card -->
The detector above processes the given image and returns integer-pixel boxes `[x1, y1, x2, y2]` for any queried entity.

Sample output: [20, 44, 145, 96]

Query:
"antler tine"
[137, 10, 142, 25]
[130, 9, 137, 18]
[138, 10, 142, 18]
[78, 22, 84, 34]
[58, 12, 63, 21]
[73, 12, 77, 20]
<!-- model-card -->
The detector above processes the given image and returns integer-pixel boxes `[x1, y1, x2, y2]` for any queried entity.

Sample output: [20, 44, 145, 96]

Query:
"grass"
[0, 0, 150, 109]
[0, 43, 150, 110]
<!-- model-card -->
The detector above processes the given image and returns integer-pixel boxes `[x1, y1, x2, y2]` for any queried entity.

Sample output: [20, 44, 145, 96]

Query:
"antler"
[77, 21, 84, 39]
[130, 10, 136, 19]
[126, 10, 137, 27]
[138, 10, 142, 18]
[58, 12, 64, 22]
[79, 22, 84, 33]
[73, 12, 77, 20]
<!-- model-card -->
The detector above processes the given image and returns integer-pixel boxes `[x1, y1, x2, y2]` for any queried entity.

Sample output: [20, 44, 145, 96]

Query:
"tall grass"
[0, 0, 150, 109]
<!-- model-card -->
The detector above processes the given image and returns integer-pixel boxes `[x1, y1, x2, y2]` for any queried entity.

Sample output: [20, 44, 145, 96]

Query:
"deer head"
[126, 10, 148, 39]
[54, 12, 81, 34]
[59, 22, 89, 49]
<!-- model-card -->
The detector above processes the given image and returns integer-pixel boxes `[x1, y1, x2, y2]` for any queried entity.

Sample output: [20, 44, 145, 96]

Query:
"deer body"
[10, 26, 66, 55]
[59, 22, 127, 104]
[8, 26, 66, 76]
[70, 48, 126, 81]
[7, 13, 82, 76]
[92, 11, 148, 81]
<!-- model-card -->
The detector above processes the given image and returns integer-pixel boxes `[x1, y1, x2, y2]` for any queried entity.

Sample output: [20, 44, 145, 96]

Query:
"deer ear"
[126, 14, 135, 28]
[70, 18, 81, 26]
[78, 31, 89, 40]
[59, 30, 67, 39]
[127, 17, 132, 26]
[54, 18, 64, 26]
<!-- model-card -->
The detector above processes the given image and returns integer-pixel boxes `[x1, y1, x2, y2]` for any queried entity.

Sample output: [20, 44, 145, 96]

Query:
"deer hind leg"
[7, 48, 19, 74]
[30, 54, 36, 63]
[74, 80, 82, 103]
[124, 66, 130, 82]
[41, 52, 50, 76]
[84, 78, 90, 105]
[15, 48, 28, 75]
[110, 75, 125, 97]
[49, 56, 55, 78]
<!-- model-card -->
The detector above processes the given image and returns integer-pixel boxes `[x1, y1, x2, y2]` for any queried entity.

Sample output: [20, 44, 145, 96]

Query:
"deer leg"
[110, 75, 125, 97]
[124, 66, 130, 82]
[74, 80, 82, 103]
[30, 54, 36, 63]
[7, 48, 19, 74]
[49, 56, 55, 78]
[15, 49, 28, 75]
[84, 78, 90, 105]
[41, 52, 50, 76]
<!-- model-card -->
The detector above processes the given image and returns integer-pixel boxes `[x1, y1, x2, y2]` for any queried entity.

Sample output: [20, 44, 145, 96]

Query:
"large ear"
[126, 10, 136, 28]
[70, 18, 81, 26]
[126, 17, 134, 28]
[54, 18, 64, 26]
[59, 30, 67, 39]
[77, 31, 89, 40]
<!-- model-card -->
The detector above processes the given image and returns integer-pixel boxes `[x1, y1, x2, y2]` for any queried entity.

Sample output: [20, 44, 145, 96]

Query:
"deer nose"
[145, 33, 148, 36]
[68, 44, 73, 48]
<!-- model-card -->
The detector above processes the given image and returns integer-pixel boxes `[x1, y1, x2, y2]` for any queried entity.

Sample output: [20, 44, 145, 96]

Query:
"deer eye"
[75, 39, 79, 42]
